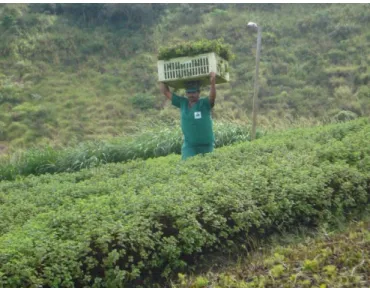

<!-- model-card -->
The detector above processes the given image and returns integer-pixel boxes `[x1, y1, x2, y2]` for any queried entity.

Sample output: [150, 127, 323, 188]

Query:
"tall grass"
[0, 121, 263, 181]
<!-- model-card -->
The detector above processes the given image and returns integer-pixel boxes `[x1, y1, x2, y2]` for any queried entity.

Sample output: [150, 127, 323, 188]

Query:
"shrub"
[329, 24, 360, 41]
[172, 221, 370, 287]
[327, 49, 347, 65]
[0, 82, 24, 105]
[356, 85, 370, 99]
[332, 110, 358, 122]
[130, 93, 157, 110]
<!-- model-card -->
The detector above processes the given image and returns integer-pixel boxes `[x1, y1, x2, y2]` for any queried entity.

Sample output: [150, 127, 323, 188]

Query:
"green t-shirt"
[172, 93, 214, 146]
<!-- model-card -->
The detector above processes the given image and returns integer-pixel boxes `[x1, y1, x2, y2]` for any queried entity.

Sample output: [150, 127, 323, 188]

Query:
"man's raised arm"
[160, 82, 172, 100]
[209, 72, 216, 108]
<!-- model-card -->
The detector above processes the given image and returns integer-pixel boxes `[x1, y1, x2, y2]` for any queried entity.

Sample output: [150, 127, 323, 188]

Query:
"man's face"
[186, 91, 200, 102]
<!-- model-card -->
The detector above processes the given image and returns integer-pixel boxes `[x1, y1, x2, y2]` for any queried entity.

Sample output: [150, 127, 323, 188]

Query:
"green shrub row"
[158, 38, 235, 61]
[0, 121, 260, 181]
[0, 118, 369, 287]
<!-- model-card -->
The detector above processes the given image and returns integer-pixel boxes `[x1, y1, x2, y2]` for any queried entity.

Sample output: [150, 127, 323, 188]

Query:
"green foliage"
[0, 121, 257, 181]
[0, 4, 28, 30]
[12, 102, 49, 121]
[1, 3, 370, 151]
[27, 4, 167, 28]
[1, 5, 370, 286]
[327, 49, 347, 65]
[333, 110, 358, 122]
[329, 24, 361, 41]
[356, 85, 370, 99]
[173, 221, 370, 287]
[130, 93, 157, 110]
[158, 38, 235, 61]
[0, 118, 369, 286]
[0, 78, 25, 105]
[1, 14, 15, 29]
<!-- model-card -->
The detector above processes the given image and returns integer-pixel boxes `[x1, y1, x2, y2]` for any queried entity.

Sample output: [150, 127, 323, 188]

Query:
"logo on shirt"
[194, 111, 202, 119]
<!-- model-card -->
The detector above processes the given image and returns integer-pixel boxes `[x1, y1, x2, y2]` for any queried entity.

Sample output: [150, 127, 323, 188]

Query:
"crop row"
[0, 118, 369, 287]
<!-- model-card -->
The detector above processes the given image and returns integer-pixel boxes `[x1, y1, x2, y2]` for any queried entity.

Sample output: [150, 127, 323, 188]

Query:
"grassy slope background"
[0, 4, 370, 151]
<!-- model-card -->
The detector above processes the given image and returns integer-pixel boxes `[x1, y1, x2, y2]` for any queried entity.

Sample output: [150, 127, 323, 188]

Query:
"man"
[160, 72, 216, 160]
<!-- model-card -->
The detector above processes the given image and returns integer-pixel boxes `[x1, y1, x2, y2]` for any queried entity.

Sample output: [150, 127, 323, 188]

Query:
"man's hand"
[160, 82, 172, 100]
[210, 72, 216, 84]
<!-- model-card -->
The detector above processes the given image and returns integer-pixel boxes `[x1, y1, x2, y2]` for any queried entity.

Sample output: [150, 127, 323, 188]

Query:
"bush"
[327, 49, 347, 65]
[329, 24, 360, 41]
[356, 85, 370, 99]
[130, 93, 157, 110]
[0, 82, 25, 105]
[172, 221, 370, 287]
[332, 110, 358, 122]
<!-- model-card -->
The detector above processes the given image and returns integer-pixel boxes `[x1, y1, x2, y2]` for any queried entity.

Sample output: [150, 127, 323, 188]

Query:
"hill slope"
[0, 4, 370, 149]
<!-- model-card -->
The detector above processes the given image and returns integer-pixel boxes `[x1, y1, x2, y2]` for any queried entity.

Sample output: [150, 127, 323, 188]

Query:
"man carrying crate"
[160, 72, 216, 160]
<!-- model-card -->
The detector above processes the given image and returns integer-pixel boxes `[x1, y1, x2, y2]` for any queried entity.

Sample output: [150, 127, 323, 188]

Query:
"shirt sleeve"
[172, 93, 183, 108]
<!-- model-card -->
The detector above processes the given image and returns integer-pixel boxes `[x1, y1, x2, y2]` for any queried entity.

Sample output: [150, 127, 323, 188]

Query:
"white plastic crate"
[157, 52, 230, 89]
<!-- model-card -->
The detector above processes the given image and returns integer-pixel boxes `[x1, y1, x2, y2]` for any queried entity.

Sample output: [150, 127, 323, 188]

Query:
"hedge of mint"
[0, 118, 369, 287]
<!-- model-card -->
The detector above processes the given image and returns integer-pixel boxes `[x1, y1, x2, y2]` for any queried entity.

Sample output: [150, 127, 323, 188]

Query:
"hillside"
[0, 4, 370, 150]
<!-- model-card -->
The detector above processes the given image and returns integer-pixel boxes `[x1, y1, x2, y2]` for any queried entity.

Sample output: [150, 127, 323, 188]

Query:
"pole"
[251, 26, 261, 141]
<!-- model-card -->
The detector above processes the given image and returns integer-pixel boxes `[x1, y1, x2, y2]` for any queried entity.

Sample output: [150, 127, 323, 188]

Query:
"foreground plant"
[172, 221, 370, 287]
[0, 118, 369, 287]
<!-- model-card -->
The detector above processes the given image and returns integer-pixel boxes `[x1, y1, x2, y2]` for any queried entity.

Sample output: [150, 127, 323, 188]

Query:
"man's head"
[185, 81, 200, 102]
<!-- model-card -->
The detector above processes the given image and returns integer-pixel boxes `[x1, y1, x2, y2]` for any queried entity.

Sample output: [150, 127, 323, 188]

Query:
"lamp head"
[247, 22, 258, 31]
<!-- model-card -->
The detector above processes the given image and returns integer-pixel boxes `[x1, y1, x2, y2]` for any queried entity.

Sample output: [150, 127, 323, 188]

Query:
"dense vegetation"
[172, 220, 370, 287]
[0, 121, 262, 181]
[158, 38, 235, 61]
[0, 118, 369, 287]
[1, 3, 370, 287]
[0, 4, 370, 150]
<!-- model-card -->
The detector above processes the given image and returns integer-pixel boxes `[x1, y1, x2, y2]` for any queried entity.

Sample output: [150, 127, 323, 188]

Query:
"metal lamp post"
[247, 22, 262, 141]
